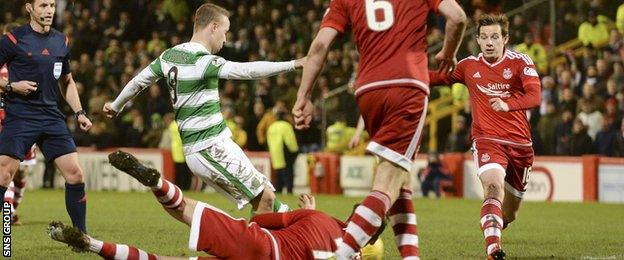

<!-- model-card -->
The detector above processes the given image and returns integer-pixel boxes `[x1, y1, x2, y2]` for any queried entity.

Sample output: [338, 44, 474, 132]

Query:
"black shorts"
[0, 116, 76, 162]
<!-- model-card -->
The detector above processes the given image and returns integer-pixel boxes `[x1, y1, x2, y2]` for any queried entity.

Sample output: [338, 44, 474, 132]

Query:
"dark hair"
[194, 3, 229, 32]
[477, 14, 509, 37]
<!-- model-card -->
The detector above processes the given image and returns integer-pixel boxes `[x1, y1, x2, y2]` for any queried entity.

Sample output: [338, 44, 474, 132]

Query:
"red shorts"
[189, 202, 274, 259]
[472, 139, 534, 198]
[357, 86, 428, 171]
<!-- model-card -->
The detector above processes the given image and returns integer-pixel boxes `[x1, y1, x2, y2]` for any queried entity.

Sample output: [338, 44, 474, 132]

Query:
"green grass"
[8, 190, 624, 259]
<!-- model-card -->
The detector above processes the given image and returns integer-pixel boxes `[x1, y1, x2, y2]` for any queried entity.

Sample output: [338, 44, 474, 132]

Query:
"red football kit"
[189, 203, 346, 260]
[430, 49, 542, 197]
[321, 0, 441, 171]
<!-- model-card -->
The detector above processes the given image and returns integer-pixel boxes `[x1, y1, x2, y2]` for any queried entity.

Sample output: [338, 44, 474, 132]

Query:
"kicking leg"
[388, 174, 420, 259]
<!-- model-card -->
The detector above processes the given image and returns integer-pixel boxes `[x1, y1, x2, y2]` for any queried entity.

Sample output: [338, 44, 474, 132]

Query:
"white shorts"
[185, 138, 273, 209]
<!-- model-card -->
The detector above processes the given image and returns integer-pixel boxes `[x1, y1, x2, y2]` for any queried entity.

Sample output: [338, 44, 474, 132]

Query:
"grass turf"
[7, 190, 624, 259]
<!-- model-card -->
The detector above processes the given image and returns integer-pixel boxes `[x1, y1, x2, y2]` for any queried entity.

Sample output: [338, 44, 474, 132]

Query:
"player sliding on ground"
[103, 3, 305, 215]
[48, 150, 384, 260]
[429, 14, 542, 260]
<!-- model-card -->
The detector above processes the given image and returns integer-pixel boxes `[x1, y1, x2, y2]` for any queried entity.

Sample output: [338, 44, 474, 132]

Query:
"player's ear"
[503, 35, 509, 45]
[25, 3, 33, 14]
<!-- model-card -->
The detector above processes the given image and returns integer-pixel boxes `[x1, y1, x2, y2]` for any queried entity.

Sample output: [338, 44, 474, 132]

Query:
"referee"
[0, 0, 91, 233]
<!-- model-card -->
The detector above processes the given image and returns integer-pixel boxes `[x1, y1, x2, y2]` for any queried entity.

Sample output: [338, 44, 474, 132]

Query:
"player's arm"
[104, 62, 163, 118]
[292, 27, 340, 129]
[59, 73, 91, 131]
[217, 57, 305, 80]
[435, 0, 467, 72]
[489, 65, 541, 112]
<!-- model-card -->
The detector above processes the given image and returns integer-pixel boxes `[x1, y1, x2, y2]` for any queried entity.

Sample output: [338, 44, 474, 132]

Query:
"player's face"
[211, 15, 230, 53]
[27, 0, 55, 27]
[476, 25, 508, 62]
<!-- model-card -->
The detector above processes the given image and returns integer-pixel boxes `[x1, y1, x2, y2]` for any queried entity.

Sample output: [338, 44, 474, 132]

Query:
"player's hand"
[292, 97, 313, 130]
[102, 102, 118, 118]
[489, 98, 510, 112]
[434, 51, 457, 74]
[294, 56, 307, 69]
[10, 80, 38, 96]
[298, 194, 316, 210]
[348, 134, 361, 149]
[77, 114, 92, 132]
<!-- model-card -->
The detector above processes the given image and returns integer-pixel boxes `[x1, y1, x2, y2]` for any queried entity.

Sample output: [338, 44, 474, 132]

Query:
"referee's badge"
[53, 62, 62, 79]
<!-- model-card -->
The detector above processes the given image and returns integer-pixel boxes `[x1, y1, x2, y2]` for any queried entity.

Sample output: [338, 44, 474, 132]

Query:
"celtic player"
[103, 3, 304, 215]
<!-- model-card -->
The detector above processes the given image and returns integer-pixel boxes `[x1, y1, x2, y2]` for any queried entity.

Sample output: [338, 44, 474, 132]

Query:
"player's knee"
[62, 165, 84, 184]
[0, 160, 18, 186]
[483, 183, 503, 198]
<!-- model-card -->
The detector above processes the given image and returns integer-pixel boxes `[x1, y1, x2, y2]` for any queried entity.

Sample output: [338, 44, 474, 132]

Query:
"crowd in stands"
[1, 0, 624, 157]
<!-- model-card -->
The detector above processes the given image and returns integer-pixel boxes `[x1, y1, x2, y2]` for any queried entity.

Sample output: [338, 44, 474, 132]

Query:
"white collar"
[181, 42, 211, 54]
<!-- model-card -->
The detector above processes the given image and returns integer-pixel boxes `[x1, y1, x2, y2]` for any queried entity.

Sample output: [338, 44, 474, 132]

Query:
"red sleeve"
[320, 0, 349, 33]
[251, 210, 317, 229]
[428, 0, 442, 14]
[429, 60, 464, 86]
[250, 212, 288, 229]
[507, 64, 541, 111]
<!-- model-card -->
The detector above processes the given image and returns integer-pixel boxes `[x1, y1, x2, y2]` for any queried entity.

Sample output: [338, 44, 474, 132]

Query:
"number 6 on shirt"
[365, 0, 394, 31]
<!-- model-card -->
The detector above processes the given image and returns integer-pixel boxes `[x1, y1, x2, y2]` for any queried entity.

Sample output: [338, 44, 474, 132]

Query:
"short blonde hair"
[193, 3, 229, 32]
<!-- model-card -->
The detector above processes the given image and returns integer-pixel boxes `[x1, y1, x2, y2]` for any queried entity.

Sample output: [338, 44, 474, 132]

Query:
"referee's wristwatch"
[4, 82, 12, 93]
[74, 109, 87, 119]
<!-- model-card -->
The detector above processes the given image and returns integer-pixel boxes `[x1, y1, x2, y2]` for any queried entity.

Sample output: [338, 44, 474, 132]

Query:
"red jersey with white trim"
[252, 209, 346, 259]
[430, 49, 541, 145]
[321, 0, 441, 96]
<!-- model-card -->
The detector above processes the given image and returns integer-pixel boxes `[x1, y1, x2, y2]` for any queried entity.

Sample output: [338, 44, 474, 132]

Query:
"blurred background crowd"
[1, 0, 623, 158]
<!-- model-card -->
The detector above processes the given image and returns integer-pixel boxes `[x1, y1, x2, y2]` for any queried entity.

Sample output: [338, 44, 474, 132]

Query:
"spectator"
[570, 118, 595, 155]
[555, 109, 574, 155]
[144, 85, 170, 122]
[444, 115, 470, 153]
[559, 87, 577, 113]
[224, 107, 247, 148]
[246, 100, 266, 151]
[577, 83, 604, 114]
[578, 99, 604, 140]
[257, 100, 287, 146]
[271, 74, 297, 107]
[538, 102, 559, 155]
[578, 9, 611, 49]
[142, 114, 165, 148]
[615, 120, 624, 156]
[267, 112, 298, 194]
[418, 152, 452, 198]
[595, 119, 617, 156]
[514, 33, 548, 74]
[125, 110, 145, 147]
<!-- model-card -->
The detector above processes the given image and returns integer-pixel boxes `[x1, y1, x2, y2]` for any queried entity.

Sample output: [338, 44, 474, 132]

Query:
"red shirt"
[252, 209, 346, 260]
[321, 0, 441, 96]
[430, 49, 542, 145]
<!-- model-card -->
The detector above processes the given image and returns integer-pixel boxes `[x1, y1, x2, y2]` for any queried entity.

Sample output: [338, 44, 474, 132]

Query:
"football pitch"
[8, 190, 624, 259]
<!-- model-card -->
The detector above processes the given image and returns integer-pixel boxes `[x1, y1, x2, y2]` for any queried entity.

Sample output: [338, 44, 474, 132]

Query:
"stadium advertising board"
[598, 163, 624, 203]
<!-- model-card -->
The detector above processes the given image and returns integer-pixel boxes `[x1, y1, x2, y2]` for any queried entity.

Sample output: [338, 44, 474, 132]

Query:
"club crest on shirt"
[481, 153, 490, 163]
[53, 62, 62, 80]
[502, 68, 512, 79]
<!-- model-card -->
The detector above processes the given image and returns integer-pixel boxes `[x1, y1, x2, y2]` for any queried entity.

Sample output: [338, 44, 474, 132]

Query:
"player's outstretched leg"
[479, 170, 506, 260]
[108, 150, 186, 222]
[48, 221, 160, 260]
[388, 188, 420, 259]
